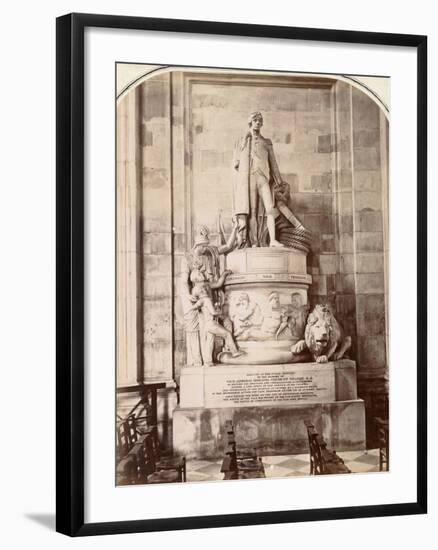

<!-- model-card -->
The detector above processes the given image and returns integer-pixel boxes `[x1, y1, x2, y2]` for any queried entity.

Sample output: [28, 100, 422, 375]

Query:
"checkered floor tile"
[185, 449, 382, 482]
[186, 459, 223, 482]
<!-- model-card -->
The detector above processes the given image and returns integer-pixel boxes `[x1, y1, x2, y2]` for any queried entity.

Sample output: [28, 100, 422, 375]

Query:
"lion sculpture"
[291, 304, 351, 363]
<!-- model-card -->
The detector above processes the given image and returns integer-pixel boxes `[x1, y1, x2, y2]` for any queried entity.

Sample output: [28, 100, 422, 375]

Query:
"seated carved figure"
[291, 304, 351, 363]
[230, 292, 262, 340]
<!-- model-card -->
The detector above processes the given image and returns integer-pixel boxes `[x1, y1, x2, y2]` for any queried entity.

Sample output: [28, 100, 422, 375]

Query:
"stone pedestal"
[225, 246, 311, 282]
[179, 360, 358, 408]
[173, 400, 365, 459]
[221, 247, 312, 365]
[173, 360, 365, 459]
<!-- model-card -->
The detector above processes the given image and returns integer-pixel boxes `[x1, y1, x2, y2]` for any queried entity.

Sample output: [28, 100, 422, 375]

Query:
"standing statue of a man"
[232, 111, 304, 248]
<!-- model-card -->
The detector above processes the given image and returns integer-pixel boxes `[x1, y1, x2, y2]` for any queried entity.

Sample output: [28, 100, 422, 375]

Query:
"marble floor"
[186, 449, 381, 482]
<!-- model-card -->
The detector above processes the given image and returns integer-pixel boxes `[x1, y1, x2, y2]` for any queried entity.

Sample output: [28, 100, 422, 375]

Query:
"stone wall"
[116, 70, 389, 448]
[334, 82, 389, 442]
[140, 73, 174, 384]
[116, 87, 142, 387]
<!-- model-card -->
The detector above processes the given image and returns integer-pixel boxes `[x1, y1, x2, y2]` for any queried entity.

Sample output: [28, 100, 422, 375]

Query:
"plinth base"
[222, 247, 312, 364]
[174, 360, 365, 459]
[173, 400, 366, 459]
[179, 360, 358, 408]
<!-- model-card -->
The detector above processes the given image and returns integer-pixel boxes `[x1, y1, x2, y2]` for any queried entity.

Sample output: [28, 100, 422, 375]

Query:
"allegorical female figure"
[179, 224, 238, 366]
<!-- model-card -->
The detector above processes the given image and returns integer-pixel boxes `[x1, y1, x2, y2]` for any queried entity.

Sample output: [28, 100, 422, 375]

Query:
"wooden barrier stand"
[221, 420, 265, 480]
[305, 422, 351, 475]
[116, 412, 186, 485]
[374, 417, 389, 471]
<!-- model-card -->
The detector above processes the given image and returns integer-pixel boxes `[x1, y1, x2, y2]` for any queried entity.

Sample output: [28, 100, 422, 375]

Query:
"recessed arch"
[116, 64, 389, 119]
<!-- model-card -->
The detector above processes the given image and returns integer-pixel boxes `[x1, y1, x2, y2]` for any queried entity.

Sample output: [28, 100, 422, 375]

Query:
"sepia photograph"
[115, 64, 390, 486]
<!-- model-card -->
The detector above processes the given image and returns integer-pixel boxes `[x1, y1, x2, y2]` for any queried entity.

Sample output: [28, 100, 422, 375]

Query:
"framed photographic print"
[56, 12, 427, 536]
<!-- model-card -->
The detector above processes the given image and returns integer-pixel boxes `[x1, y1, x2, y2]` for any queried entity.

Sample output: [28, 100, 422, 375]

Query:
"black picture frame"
[56, 12, 427, 537]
